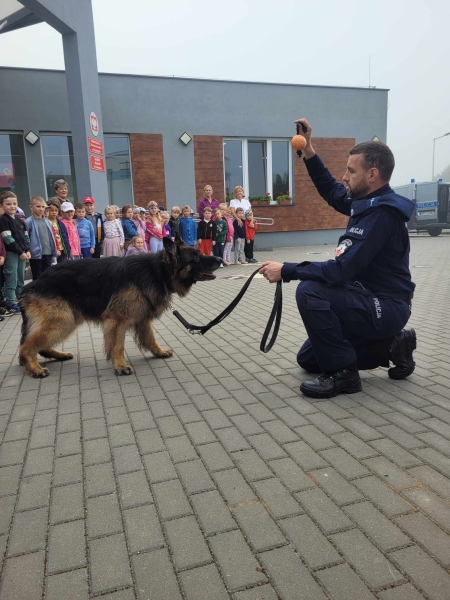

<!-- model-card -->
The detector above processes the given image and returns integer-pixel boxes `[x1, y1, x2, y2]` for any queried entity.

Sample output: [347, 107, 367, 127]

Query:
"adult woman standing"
[197, 185, 219, 219]
[229, 186, 251, 217]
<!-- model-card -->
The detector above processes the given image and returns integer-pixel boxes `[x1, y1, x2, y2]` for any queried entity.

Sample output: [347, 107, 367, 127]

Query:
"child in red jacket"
[244, 208, 258, 263]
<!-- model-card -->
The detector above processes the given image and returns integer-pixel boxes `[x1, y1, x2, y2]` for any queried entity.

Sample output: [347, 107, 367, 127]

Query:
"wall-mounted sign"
[89, 111, 99, 137]
[88, 137, 104, 156]
[90, 155, 105, 172]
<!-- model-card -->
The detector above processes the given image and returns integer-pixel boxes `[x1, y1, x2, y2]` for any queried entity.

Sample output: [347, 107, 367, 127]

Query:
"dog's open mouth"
[196, 272, 217, 281]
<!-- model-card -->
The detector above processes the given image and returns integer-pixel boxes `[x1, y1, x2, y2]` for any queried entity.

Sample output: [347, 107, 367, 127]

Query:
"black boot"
[300, 363, 362, 399]
[388, 328, 416, 380]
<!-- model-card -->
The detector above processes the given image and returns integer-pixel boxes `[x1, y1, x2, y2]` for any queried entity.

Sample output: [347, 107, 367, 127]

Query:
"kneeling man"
[260, 118, 416, 399]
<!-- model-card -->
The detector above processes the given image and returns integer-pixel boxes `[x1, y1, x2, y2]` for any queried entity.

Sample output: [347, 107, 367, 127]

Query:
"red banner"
[90, 155, 105, 172]
[88, 137, 104, 156]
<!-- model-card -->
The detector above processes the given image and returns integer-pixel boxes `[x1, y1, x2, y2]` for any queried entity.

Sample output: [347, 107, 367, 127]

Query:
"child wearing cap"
[83, 197, 104, 258]
[60, 201, 82, 259]
[25, 196, 57, 280]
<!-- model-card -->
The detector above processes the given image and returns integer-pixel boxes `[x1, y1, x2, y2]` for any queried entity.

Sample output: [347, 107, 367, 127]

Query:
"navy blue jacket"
[281, 154, 416, 300]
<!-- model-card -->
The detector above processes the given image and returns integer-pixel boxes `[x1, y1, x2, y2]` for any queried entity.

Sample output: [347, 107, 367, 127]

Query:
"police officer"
[260, 118, 416, 399]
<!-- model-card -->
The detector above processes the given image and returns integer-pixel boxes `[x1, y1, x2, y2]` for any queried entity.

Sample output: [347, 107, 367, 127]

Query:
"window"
[42, 135, 78, 202]
[0, 133, 29, 201]
[223, 138, 292, 202]
[104, 136, 134, 205]
[42, 134, 134, 205]
[223, 140, 243, 197]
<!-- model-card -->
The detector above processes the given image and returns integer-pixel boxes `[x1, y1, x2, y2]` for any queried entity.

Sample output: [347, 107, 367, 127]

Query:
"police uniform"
[281, 154, 415, 375]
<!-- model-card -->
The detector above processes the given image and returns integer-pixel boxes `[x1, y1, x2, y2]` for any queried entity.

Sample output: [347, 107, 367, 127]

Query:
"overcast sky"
[1, 0, 449, 186]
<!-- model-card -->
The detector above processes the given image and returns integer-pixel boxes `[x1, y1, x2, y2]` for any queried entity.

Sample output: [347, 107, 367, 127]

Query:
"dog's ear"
[163, 236, 177, 256]
[173, 232, 183, 245]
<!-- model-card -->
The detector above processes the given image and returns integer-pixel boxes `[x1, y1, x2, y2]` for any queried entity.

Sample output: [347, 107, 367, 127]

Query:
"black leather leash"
[173, 267, 282, 353]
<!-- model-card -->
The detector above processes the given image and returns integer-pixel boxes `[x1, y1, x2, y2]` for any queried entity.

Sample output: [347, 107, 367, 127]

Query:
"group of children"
[0, 179, 258, 319]
[169, 200, 258, 266]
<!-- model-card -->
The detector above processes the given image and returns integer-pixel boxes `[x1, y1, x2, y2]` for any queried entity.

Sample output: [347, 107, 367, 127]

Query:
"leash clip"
[189, 329, 202, 335]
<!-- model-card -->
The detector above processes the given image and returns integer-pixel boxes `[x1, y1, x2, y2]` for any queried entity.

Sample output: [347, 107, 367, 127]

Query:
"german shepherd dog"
[19, 236, 221, 378]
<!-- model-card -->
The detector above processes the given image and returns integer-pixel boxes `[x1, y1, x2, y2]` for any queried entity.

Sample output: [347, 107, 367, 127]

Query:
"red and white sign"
[90, 155, 105, 172]
[89, 111, 99, 137]
[88, 137, 104, 156]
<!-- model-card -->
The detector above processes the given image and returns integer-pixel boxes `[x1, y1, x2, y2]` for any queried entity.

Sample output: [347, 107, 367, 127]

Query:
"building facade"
[0, 66, 388, 246]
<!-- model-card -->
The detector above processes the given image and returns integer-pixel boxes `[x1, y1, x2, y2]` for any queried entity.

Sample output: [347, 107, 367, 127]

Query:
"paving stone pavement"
[1, 236, 450, 599]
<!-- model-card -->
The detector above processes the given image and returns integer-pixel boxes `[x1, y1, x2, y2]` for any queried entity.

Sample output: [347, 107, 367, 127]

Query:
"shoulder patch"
[345, 225, 370, 239]
[335, 239, 352, 258]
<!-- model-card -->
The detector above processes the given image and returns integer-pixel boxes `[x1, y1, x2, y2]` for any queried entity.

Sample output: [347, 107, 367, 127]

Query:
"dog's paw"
[155, 348, 173, 358]
[114, 365, 134, 376]
[32, 368, 49, 378]
[59, 352, 74, 361]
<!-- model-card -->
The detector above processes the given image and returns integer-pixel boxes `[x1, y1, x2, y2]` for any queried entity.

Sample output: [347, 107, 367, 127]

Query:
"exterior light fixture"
[179, 132, 192, 146]
[25, 131, 40, 145]
[372, 136, 380, 142]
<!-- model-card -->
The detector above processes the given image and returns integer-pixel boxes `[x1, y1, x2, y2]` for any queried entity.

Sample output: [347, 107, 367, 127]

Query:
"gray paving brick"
[55, 431, 81, 456]
[320, 447, 370, 479]
[202, 408, 233, 430]
[210, 529, 266, 592]
[417, 431, 450, 456]
[57, 412, 80, 434]
[176, 459, 215, 494]
[258, 545, 326, 600]
[213, 468, 257, 505]
[118, 470, 152, 508]
[253, 478, 302, 519]
[232, 584, 279, 600]
[403, 487, 450, 532]
[136, 428, 165, 454]
[353, 476, 413, 517]
[165, 515, 212, 571]
[8, 507, 48, 556]
[143, 450, 177, 483]
[156, 415, 186, 438]
[233, 501, 287, 552]
[197, 441, 234, 471]
[191, 489, 237, 535]
[104, 405, 128, 425]
[108, 422, 135, 447]
[232, 448, 273, 481]
[388, 400, 429, 420]
[112, 444, 142, 474]
[343, 501, 409, 552]
[245, 403, 278, 423]
[0, 439, 27, 466]
[48, 520, 86, 574]
[17, 472, 51, 511]
[409, 465, 450, 500]
[295, 488, 353, 534]
[165, 434, 198, 462]
[413, 447, 450, 477]
[50, 482, 84, 524]
[315, 563, 375, 600]
[173, 404, 203, 424]
[279, 513, 342, 570]
[389, 545, 450, 600]
[311, 467, 362, 505]
[369, 438, 422, 468]
[216, 427, 251, 452]
[0, 551, 45, 600]
[384, 411, 429, 434]
[46, 568, 89, 600]
[0, 464, 21, 497]
[94, 591, 135, 600]
[331, 528, 405, 590]
[378, 424, 426, 450]
[180, 563, 229, 600]
[0, 495, 15, 535]
[232, 413, 265, 436]
[340, 417, 385, 441]
[185, 420, 216, 444]
[396, 512, 450, 567]
[89, 533, 133, 595]
[331, 430, 377, 459]
[83, 437, 110, 466]
[53, 453, 82, 486]
[133, 548, 182, 600]
[307, 411, 346, 434]
[3, 419, 32, 442]
[81, 401, 104, 420]
[85, 462, 116, 497]
[87, 493, 122, 538]
[295, 424, 335, 450]
[23, 446, 53, 476]
[377, 584, 425, 600]
[273, 406, 309, 428]
[34, 408, 57, 428]
[153, 478, 192, 520]
[124, 503, 164, 553]
[129, 409, 156, 431]
[268, 457, 315, 492]
[363, 456, 417, 490]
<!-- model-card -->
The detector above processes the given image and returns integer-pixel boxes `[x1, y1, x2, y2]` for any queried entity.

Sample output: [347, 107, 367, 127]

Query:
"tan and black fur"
[19, 236, 220, 378]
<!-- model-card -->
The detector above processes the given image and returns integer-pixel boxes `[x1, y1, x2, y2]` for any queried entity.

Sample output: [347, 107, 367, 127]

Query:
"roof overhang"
[0, 1, 43, 35]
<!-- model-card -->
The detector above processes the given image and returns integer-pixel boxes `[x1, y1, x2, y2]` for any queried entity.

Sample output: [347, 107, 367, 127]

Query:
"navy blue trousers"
[296, 281, 411, 373]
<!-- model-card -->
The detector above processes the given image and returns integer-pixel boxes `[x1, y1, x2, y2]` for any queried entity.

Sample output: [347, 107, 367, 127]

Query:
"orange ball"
[291, 135, 307, 151]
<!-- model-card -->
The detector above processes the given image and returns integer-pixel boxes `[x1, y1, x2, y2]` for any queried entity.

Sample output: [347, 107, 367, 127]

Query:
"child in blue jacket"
[25, 196, 57, 279]
[179, 204, 197, 247]
[75, 203, 95, 259]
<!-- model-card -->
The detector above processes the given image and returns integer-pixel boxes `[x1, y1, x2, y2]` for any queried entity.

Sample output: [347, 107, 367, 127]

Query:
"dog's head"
[163, 235, 221, 296]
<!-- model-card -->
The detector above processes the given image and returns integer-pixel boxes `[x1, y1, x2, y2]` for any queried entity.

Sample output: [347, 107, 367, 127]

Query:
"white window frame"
[223, 138, 293, 202]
